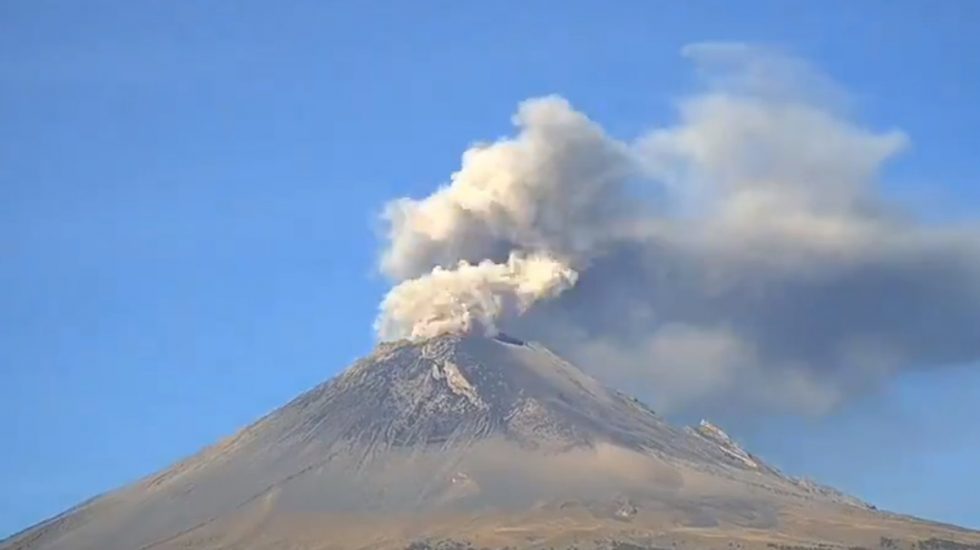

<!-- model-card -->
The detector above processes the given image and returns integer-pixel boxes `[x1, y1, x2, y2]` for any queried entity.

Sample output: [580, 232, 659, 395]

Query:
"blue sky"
[2, 0, 980, 538]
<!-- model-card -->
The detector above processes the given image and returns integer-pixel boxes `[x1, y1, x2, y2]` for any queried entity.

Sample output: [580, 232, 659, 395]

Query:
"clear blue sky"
[2, 0, 979, 538]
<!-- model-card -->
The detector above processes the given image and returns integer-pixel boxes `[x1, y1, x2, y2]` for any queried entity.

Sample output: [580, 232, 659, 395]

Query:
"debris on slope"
[691, 420, 760, 470]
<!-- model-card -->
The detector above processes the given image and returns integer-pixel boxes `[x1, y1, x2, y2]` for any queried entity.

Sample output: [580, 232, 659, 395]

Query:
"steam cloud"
[375, 43, 980, 415]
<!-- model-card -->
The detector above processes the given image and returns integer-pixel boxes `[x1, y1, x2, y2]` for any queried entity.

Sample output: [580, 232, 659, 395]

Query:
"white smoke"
[375, 253, 577, 341]
[379, 95, 635, 283]
[376, 95, 634, 339]
[375, 43, 980, 415]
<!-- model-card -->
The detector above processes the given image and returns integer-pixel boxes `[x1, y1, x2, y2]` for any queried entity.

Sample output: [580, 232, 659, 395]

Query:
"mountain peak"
[305, 332, 661, 453]
[5, 333, 977, 550]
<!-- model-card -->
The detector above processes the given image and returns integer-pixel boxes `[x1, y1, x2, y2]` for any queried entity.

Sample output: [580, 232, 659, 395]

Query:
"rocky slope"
[3, 334, 978, 550]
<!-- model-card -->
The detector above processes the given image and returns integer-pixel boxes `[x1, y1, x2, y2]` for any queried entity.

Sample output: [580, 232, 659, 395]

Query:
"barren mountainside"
[3, 334, 979, 550]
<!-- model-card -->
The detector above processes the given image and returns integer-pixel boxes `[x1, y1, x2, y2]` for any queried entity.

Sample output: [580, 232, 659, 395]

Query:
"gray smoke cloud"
[375, 43, 980, 415]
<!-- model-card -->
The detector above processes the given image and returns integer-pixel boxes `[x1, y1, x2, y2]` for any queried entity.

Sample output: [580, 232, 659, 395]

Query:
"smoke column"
[375, 43, 980, 415]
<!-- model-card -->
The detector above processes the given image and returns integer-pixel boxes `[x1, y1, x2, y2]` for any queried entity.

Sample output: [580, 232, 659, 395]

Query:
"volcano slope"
[3, 334, 979, 550]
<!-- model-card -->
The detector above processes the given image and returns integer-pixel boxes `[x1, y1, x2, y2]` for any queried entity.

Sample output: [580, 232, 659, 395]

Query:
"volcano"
[4, 334, 979, 550]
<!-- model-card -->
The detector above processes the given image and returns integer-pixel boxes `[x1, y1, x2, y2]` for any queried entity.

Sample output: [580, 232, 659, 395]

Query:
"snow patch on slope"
[691, 420, 759, 470]
[434, 360, 486, 409]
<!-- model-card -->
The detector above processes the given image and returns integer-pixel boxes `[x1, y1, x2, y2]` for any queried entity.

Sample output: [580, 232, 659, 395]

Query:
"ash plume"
[376, 43, 980, 415]
[375, 252, 577, 341]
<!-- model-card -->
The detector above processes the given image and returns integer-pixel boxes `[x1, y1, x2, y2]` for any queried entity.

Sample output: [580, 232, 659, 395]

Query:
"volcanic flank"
[4, 334, 979, 550]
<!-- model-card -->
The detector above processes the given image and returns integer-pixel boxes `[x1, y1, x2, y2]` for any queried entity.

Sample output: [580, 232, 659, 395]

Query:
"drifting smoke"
[375, 96, 633, 341]
[376, 43, 980, 415]
[379, 95, 635, 282]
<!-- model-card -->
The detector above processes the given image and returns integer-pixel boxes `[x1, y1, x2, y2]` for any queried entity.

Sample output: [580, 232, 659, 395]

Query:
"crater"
[493, 332, 526, 346]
